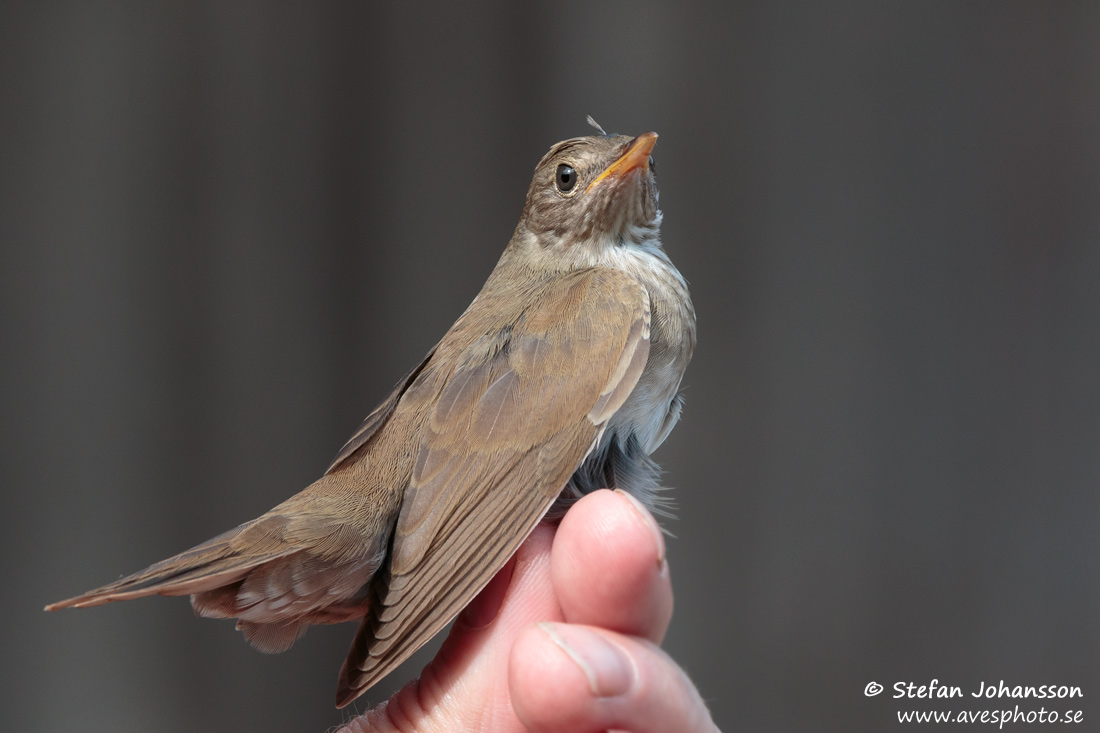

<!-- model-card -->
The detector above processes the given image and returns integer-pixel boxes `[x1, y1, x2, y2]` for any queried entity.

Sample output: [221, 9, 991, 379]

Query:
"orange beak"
[586, 132, 658, 193]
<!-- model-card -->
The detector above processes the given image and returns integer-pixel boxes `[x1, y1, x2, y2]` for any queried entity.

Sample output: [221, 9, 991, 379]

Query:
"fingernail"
[537, 622, 634, 698]
[614, 489, 666, 567]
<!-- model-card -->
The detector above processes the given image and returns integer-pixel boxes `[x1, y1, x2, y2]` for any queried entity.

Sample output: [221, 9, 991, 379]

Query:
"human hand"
[339, 488, 717, 732]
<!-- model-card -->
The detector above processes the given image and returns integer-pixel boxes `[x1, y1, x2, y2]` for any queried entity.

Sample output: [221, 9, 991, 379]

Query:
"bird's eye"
[648, 155, 657, 174]
[555, 164, 578, 193]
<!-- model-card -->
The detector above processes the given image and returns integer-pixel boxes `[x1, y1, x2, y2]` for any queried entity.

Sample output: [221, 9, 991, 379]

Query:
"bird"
[46, 117, 696, 708]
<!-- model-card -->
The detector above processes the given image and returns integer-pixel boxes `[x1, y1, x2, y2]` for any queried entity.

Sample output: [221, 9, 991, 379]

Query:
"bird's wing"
[325, 347, 438, 473]
[335, 267, 651, 706]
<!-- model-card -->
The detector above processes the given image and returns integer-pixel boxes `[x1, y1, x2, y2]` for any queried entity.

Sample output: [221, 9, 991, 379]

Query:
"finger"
[552, 489, 673, 643]
[510, 622, 718, 733]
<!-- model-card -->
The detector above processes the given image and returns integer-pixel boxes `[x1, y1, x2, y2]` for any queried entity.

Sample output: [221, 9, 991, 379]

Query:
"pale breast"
[601, 240, 696, 454]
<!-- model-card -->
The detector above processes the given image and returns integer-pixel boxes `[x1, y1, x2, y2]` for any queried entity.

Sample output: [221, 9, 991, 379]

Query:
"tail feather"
[44, 516, 297, 611]
[46, 493, 388, 660]
[236, 620, 310, 654]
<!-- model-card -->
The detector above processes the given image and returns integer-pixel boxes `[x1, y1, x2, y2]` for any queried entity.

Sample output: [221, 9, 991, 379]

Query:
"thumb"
[510, 622, 719, 733]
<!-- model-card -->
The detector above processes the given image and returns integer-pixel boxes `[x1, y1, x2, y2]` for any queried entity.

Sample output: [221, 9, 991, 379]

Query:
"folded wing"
[336, 267, 651, 706]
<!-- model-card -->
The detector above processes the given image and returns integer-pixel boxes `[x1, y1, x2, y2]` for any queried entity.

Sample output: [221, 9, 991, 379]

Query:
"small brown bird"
[46, 118, 696, 708]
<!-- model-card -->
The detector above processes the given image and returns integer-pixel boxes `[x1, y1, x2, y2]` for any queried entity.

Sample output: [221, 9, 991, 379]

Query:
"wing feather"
[325, 347, 438, 474]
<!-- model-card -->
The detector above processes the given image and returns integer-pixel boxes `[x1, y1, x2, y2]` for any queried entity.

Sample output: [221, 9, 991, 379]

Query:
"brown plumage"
[46, 123, 696, 708]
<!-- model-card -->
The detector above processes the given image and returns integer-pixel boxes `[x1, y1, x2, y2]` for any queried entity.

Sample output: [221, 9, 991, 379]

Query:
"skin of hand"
[339, 489, 718, 733]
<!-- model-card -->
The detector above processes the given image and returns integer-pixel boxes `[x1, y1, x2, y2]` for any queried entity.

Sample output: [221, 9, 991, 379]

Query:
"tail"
[45, 515, 297, 611]
[46, 508, 385, 655]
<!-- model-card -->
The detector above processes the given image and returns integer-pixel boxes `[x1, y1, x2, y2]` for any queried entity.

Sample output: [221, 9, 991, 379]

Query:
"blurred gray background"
[3, 2, 1099, 731]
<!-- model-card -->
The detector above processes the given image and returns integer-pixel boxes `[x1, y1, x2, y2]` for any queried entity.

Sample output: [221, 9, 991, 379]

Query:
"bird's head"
[514, 125, 661, 263]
